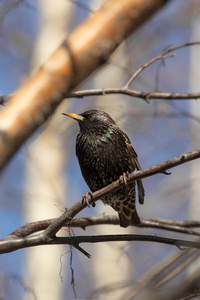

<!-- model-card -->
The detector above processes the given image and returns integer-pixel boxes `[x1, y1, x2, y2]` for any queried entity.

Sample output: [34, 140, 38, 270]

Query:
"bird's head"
[62, 109, 116, 131]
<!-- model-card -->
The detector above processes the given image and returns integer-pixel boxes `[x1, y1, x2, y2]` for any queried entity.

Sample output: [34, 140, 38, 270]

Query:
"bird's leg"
[120, 172, 129, 195]
[82, 192, 90, 207]
[82, 191, 93, 207]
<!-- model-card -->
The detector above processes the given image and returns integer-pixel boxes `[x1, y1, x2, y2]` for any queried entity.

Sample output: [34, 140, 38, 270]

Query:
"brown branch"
[65, 41, 200, 101]
[1, 41, 200, 106]
[4, 89, 200, 105]
[71, 217, 200, 236]
[0, 0, 169, 171]
[64, 41, 200, 101]
[37, 149, 200, 241]
[6, 150, 200, 237]
[6, 216, 200, 241]
[0, 149, 200, 254]
[67, 88, 200, 102]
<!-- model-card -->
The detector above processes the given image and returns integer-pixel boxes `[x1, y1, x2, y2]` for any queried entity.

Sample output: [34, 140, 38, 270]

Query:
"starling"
[62, 109, 145, 227]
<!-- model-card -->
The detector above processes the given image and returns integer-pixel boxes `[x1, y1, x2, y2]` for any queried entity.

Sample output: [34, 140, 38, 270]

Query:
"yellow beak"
[62, 113, 84, 121]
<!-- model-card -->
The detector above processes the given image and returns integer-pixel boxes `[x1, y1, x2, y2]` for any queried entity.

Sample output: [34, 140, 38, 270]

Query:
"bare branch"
[67, 88, 200, 102]
[5, 215, 200, 240]
[1, 41, 200, 107]
[0, 149, 199, 254]
[67, 41, 200, 101]
[1, 233, 200, 256]
[124, 53, 176, 89]
[1, 84, 200, 106]
[8, 150, 200, 237]
[35, 149, 200, 241]
[124, 41, 200, 88]
[53, 235, 200, 250]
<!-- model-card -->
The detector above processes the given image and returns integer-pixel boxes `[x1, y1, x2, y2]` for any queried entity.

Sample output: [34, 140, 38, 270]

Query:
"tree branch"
[67, 41, 200, 102]
[68, 88, 200, 102]
[0, 149, 200, 255]
[0, 0, 169, 171]
[1, 233, 200, 256]
[36, 149, 200, 241]
[7, 215, 200, 238]
[1, 41, 200, 107]
[124, 41, 200, 88]
[53, 235, 200, 250]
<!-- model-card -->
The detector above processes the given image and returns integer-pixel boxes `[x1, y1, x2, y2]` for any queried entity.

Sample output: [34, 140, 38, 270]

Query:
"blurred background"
[0, 0, 200, 299]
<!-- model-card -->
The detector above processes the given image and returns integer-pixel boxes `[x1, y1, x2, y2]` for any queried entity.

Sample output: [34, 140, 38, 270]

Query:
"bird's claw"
[82, 192, 93, 207]
[120, 172, 129, 193]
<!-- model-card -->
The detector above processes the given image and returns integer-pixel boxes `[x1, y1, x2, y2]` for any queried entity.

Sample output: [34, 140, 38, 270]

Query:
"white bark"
[23, 1, 73, 299]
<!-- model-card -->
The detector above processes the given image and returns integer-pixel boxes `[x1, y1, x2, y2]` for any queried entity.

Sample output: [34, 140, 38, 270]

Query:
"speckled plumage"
[64, 109, 145, 227]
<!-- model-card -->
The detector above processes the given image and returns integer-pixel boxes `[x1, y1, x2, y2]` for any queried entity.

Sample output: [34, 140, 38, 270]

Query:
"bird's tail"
[111, 197, 141, 228]
[119, 209, 140, 228]
[137, 179, 145, 205]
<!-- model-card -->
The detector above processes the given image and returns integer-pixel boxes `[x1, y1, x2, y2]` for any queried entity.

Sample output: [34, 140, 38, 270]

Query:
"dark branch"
[1, 234, 200, 256]
[38, 149, 200, 240]
[53, 235, 200, 250]
[0, 149, 200, 255]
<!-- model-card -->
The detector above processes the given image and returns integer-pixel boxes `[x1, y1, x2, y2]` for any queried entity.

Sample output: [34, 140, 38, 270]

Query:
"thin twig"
[2, 42, 200, 105]
[124, 54, 176, 89]
[124, 41, 200, 88]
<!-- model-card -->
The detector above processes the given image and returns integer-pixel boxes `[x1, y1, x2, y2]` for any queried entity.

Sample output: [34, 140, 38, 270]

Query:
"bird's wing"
[122, 131, 145, 205]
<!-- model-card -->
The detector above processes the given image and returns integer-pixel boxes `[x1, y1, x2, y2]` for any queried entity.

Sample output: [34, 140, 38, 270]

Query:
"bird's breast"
[75, 129, 133, 192]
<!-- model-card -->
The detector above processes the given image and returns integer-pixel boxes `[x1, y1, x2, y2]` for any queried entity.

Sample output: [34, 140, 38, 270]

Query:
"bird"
[62, 109, 145, 227]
